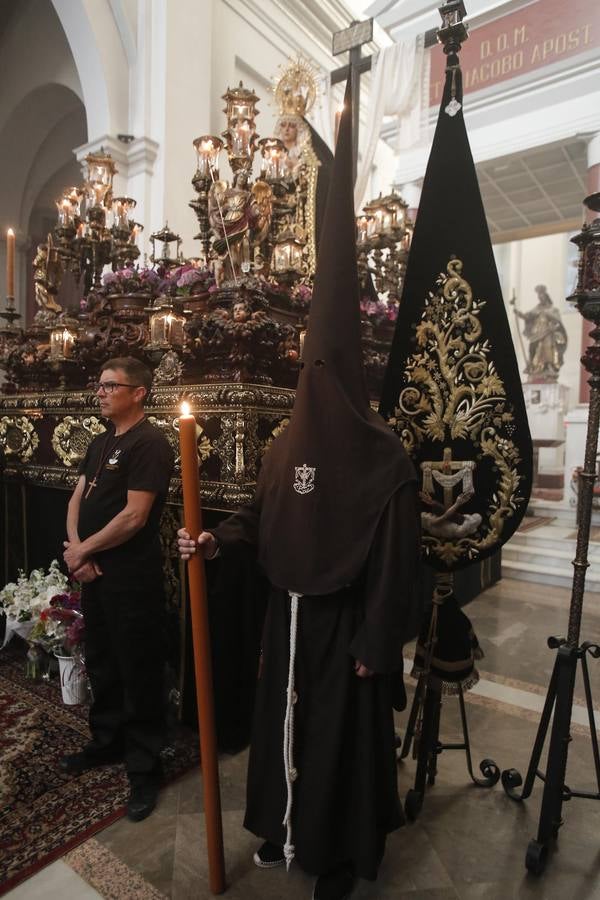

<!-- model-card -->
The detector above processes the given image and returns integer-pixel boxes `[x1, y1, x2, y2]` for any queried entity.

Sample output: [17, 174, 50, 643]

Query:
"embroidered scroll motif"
[388, 258, 525, 565]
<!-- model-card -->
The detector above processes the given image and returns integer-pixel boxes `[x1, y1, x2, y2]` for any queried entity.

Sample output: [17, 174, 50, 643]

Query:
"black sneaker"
[59, 750, 123, 776]
[313, 864, 355, 900]
[253, 841, 285, 868]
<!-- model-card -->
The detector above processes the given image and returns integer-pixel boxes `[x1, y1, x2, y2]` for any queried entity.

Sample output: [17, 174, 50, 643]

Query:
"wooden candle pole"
[178, 403, 225, 894]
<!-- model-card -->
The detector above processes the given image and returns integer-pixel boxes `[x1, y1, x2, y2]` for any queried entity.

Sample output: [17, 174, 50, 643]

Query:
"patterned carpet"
[0, 643, 199, 895]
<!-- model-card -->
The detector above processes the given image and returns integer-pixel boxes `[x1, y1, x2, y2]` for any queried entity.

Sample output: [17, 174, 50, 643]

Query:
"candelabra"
[190, 136, 224, 262]
[356, 191, 412, 304]
[189, 82, 304, 286]
[53, 152, 141, 296]
[500, 192, 600, 875]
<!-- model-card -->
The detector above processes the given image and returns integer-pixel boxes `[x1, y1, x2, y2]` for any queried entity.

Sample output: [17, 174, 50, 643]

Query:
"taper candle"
[178, 402, 225, 894]
[6, 228, 15, 297]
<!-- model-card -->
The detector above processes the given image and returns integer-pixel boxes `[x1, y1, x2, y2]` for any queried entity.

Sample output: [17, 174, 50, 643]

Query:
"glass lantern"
[64, 187, 84, 218]
[129, 222, 143, 245]
[50, 327, 75, 359]
[149, 225, 182, 269]
[112, 196, 137, 231]
[258, 138, 286, 181]
[56, 198, 75, 227]
[193, 135, 223, 178]
[363, 196, 388, 238]
[231, 120, 253, 158]
[222, 82, 259, 132]
[272, 226, 306, 282]
[385, 192, 408, 231]
[356, 215, 370, 244]
[85, 152, 116, 189]
[441, 0, 467, 29]
[85, 151, 117, 209]
[149, 301, 186, 347]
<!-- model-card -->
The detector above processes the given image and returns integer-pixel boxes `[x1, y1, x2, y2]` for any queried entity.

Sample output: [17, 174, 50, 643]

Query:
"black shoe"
[59, 750, 123, 776]
[127, 781, 159, 822]
[253, 841, 285, 868]
[313, 864, 355, 900]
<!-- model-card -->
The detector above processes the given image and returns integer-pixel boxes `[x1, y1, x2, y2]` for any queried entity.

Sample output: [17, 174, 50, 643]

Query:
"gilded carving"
[0, 383, 294, 511]
[263, 417, 290, 454]
[164, 415, 213, 469]
[52, 415, 106, 467]
[0, 416, 40, 461]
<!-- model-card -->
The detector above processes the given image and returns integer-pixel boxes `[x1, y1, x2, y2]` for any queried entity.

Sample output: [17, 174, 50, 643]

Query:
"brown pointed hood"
[256, 79, 416, 596]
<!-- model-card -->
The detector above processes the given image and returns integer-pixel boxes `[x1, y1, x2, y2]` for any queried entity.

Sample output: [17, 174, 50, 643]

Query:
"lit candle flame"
[181, 401, 191, 417]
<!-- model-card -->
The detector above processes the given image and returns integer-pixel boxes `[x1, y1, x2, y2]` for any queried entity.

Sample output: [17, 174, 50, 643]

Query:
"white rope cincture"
[282, 590, 301, 870]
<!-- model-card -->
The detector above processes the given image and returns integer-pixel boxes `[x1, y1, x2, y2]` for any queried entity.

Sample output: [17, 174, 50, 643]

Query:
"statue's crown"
[273, 56, 318, 118]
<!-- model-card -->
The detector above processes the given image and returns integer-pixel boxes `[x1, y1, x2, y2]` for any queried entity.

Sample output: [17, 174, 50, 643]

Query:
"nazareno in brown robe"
[210, 480, 422, 880]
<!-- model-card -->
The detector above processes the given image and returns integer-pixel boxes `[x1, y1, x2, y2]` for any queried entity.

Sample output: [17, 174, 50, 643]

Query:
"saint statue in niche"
[511, 284, 568, 381]
[272, 57, 333, 275]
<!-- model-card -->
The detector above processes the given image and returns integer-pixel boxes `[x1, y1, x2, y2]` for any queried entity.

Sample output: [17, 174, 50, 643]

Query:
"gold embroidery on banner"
[388, 258, 524, 565]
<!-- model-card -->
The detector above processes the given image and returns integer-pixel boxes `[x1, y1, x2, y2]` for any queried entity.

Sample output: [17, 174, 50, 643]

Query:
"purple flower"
[140, 269, 160, 285]
[177, 269, 203, 288]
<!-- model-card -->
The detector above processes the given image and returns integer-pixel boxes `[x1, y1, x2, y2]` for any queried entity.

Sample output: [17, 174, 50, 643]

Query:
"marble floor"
[6, 576, 600, 900]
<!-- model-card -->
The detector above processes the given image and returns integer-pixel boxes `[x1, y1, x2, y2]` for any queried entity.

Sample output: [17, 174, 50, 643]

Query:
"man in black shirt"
[61, 357, 174, 822]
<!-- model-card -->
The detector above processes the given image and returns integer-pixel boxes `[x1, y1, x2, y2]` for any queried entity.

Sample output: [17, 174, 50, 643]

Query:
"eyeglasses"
[92, 381, 142, 394]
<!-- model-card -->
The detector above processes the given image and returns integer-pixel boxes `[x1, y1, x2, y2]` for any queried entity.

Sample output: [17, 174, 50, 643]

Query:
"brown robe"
[211, 481, 422, 880]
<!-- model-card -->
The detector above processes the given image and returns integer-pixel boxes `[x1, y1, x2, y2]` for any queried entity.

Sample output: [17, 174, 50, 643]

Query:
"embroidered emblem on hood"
[293, 464, 315, 495]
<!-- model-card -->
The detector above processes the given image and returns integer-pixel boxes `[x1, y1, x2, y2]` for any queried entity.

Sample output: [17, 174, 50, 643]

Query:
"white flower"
[1, 560, 69, 622]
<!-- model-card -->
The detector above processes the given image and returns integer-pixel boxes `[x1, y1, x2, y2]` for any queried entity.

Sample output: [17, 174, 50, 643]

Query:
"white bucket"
[55, 655, 87, 705]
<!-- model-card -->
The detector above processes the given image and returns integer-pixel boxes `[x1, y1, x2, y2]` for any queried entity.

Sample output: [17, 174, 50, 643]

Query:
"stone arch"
[0, 84, 86, 234]
[50, 0, 130, 140]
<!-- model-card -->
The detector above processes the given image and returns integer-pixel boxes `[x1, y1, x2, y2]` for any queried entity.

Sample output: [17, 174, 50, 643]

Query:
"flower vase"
[55, 654, 87, 705]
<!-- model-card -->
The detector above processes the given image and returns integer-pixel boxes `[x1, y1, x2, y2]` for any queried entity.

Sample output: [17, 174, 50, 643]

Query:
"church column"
[152, 0, 214, 256]
[579, 132, 600, 403]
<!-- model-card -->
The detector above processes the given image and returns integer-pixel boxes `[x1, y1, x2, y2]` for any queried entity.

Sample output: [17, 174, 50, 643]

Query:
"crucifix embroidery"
[421, 447, 475, 510]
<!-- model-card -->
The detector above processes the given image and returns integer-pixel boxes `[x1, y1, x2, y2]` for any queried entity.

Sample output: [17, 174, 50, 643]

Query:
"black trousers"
[81, 578, 166, 782]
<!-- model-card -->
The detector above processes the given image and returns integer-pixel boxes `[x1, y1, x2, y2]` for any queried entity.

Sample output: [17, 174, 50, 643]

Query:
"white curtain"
[308, 71, 336, 154]
[354, 36, 428, 212]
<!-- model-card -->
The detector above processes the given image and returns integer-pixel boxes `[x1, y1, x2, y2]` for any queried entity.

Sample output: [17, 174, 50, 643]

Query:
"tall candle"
[6, 228, 15, 297]
[178, 402, 225, 894]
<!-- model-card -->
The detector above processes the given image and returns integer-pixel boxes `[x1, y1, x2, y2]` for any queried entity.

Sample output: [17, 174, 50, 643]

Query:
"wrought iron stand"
[399, 573, 500, 821]
[400, 672, 500, 820]
[500, 193, 600, 874]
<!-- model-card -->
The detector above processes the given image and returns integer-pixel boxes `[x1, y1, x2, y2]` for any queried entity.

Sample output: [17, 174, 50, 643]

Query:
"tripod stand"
[500, 192, 600, 875]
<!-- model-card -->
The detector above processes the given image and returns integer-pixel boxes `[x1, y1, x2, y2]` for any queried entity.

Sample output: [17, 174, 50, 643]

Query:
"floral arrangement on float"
[98, 263, 216, 300]
[0, 560, 86, 704]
